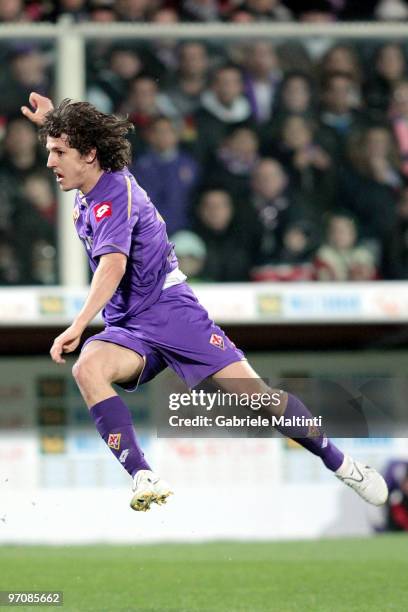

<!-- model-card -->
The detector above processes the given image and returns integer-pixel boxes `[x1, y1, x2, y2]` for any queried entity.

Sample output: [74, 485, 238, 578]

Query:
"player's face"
[46, 134, 95, 192]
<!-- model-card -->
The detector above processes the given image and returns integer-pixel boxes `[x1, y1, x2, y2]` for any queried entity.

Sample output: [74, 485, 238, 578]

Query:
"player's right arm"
[50, 252, 127, 364]
[21, 92, 54, 126]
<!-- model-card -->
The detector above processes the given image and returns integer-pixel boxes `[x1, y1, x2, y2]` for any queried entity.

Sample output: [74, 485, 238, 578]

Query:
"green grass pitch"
[0, 536, 407, 611]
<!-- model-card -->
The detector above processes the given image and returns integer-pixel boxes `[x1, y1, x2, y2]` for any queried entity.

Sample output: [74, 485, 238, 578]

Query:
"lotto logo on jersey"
[210, 333, 225, 350]
[107, 433, 121, 450]
[94, 201, 112, 222]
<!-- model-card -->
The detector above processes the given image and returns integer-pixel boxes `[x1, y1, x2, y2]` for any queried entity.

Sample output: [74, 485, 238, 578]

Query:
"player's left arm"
[50, 253, 126, 364]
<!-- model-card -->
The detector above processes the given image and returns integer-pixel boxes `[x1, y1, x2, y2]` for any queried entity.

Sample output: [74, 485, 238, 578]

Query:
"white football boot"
[130, 470, 173, 512]
[335, 455, 388, 506]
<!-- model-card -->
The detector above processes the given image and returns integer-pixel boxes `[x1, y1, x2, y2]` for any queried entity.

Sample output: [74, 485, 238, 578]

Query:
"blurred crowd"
[90, 38, 408, 283]
[3, 1, 408, 24]
[383, 460, 408, 532]
[4, 33, 408, 283]
[0, 40, 56, 285]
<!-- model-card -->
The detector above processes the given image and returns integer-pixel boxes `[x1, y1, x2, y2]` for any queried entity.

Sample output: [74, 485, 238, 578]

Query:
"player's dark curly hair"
[38, 99, 134, 171]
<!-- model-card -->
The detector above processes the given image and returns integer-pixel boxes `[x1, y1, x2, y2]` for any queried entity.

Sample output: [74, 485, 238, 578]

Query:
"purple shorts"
[82, 282, 245, 390]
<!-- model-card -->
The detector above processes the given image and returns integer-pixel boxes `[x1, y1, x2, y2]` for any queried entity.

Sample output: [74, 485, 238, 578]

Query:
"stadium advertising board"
[2, 284, 408, 325]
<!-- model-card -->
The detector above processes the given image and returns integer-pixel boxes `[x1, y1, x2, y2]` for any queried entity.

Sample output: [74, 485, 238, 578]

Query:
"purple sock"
[90, 395, 150, 477]
[276, 393, 344, 471]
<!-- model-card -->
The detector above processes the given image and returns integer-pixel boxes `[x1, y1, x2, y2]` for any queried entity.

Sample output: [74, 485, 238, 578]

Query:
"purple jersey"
[74, 168, 177, 324]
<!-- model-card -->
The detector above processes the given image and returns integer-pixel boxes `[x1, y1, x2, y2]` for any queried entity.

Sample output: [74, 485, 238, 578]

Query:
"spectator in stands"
[383, 460, 408, 531]
[375, 0, 408, 20]
[229, 0, 293, 21]
[89, 0, 117, 22]
[249, 158, 298, 262]
[149, 7, 180, 76]
[242, 41, 282, 125]
[206, 127, 259, 200]
[0, 118, 55, 285]
[274, 72, 316, 120]
[19, 217, 56, 284]
[0, 45, 50, 117]
[389, 79, 408, 177]
[276, 40, 315, 73]
[251, 220, 316, 281]
[320, 44, 362, 86]
[271, 115, 336, 214]
[382, 184, 408, 279]
[0, 235, 22, 284]
[194, 189, 259, 281]
[279, 221, 317, 265]
[319, 71, 366, 159]
[132, 116, 200, 235]
[31, 239, 58, 285]
[161, 42, 210, 118]
[338, 0, 377, 21]
[47, 0, 89, 22]
[170, 230, 207, 281]
[152, 5, 179, 22]
[181, 0, 220, 21]
[23, 172, 57, 225]
[0, 121, 39, 236]
[314, 213, 377, 281]
[0, 118, 44, 181]
[297, 0, 338, 22]
[120, 74, 178, 154]
[365, 43, 407, 120]
[0, 0, 29, 22]
[338, 125, 401, 250]
[88, 46, 144, 113]
[193, 64, 253, 164]
[261, 71, 316, 145]
[114, 0, 155, 21]
[0, 174, 15, 236]
[228, 7, 256, 21]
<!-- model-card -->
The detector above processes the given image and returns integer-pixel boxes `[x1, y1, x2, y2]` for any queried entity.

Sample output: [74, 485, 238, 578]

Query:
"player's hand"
[50, 323, 84, 364]
[21, 92, 54, 126]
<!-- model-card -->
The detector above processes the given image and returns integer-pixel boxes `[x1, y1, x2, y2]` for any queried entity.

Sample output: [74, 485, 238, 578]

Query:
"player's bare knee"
[72, 358, 88, 389]
[74, 351, 119, 388]
[72, 355, 102, 389]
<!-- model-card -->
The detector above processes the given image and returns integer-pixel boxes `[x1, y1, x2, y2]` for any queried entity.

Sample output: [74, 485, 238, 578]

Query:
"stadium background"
[1, 2, 408, 611]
